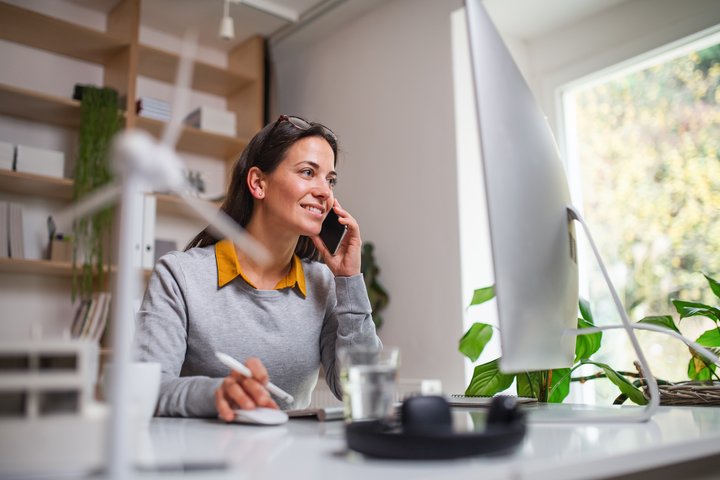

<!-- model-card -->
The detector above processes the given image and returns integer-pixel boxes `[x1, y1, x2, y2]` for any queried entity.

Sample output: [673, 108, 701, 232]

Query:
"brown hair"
[184, 117, 338, 260]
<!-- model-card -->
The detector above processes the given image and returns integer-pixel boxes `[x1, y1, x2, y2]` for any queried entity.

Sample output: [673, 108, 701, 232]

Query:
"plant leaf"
[704, 274, 720, 300]
[687, 354, 716, 381]
[465, 359, 515, 396]
[575, 317, 602, 362]
[696, 328, 720, 348]
[516, 372, 541, 399]
[578, 297, 594, 324]
[459, 323, 493, 362]
[469, 286, 495, 307]
[672, 300, 720, 323]
[582, 360, 648, 405]
[516, 369, 571, 403]
[547, 368, 571, 403]
[637, 315, 680, 334]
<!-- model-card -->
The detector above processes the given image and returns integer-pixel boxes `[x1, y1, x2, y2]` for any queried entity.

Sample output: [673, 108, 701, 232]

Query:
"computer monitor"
[464, 0, 579, 373]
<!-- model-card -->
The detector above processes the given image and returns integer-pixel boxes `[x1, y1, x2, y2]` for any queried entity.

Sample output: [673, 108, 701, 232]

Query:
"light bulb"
[219, 15, 234, 41]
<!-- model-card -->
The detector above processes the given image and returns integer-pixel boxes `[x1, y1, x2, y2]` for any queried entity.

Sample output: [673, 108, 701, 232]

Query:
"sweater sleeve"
[319, 273, 382, 399]
[134, 255, 222, 417]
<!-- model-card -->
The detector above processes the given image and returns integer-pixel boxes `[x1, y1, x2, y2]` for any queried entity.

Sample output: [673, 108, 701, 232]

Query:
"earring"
[257, 191, 264, 198]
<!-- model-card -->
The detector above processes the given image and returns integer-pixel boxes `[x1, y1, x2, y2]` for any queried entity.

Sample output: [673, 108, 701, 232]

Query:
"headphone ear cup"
[487, 395, 524, 427]
[401, 396, 453, 435]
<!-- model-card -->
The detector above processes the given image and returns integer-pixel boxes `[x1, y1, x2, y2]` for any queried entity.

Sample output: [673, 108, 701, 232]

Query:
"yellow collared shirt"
[215, 239, 307, 297]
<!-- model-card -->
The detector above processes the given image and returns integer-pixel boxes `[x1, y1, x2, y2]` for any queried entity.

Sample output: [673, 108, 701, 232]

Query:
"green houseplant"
[72, 86, 122, 301]
[636, 273, 720, 383]
[361, 242, 389, 329]
[459, 286, 648, 404]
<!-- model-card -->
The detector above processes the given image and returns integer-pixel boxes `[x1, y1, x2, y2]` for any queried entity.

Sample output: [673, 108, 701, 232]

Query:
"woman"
[134, 115, 381, 420]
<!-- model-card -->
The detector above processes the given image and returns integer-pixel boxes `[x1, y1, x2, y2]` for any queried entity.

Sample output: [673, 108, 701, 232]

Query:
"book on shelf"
[70, 292, 112, 342]
[15, 145, 65, 179]
[70, 299, 91, 338]
[136, 97, 171, 121]
[184, 106, 236, 136]
[130, 193, 156, 270]
[0, 201, 8, 258]
[90, 293, 111, 342]
[8, 202, 24, 259]
[0, 141, 14, 171]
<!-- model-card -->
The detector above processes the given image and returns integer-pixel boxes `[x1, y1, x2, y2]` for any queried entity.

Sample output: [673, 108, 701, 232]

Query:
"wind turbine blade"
[162, 30, 198, 148]
[179, 193, 271, 265]
[52, 182, 123, 230]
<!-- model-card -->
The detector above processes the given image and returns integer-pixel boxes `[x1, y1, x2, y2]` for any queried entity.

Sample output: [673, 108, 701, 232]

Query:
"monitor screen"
[464, 0, 579, 372]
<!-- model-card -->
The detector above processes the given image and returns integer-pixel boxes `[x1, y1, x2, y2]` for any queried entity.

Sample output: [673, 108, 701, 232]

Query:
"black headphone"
[345, 395, 526, 459]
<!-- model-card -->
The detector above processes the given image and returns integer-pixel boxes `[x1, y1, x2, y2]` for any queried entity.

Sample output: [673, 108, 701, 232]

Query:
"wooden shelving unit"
[0, 83, 82, 128]
[0, 169, 73, 200]
[134, 117, 248, 159]
[0, 2, 128, 65]
[138, 44, 254, 97]
[0, 169, 209, 219]
[0, 0, 264, 312]
[0, 258, 76, 276]
[0, 257, 152, 277]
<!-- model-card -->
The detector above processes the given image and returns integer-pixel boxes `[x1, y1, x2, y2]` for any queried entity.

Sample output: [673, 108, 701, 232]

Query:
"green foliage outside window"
[571, 40, 720, 386]
[574, 42, 720, 319]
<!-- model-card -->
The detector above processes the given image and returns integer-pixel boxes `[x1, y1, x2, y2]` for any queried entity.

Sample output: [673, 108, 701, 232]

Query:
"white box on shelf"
[15, 145, 65, 178]
[184, 106, 236, 137]
[0, 141, 14, 171]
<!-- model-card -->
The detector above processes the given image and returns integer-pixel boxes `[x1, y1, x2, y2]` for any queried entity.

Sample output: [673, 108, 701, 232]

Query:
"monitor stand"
[527, 206, 661, 424]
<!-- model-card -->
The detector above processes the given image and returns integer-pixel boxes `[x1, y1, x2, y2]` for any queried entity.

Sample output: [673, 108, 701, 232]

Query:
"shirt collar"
[215, 239, 306, 297]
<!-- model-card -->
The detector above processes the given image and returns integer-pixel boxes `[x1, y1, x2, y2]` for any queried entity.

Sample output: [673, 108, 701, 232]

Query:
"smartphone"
[319, 208, 348, 255]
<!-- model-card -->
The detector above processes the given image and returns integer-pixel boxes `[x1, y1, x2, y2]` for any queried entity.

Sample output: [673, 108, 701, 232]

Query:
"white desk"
[132, 404, 720, 480]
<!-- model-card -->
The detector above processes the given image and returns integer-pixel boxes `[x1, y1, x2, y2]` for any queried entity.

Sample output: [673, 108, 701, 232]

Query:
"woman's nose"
[312, 179, 331, 198]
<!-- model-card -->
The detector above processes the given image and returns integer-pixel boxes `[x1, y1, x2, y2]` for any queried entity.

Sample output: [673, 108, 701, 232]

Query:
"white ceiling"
[68, 0, 632, 51]
[484, 0, 630, 39]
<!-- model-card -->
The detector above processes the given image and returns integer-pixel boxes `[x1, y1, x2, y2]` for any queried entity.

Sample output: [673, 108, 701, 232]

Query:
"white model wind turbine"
[53, 33, 269, 479]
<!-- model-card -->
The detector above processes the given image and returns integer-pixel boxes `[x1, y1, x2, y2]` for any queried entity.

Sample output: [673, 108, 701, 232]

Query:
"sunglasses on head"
[268, 114, 337, 143]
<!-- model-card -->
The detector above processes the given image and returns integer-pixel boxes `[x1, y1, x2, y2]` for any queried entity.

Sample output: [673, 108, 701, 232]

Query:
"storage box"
[15, 145, 65, 178]
[49, 236, 73, 262]
[0, 141, 14, 171]
[184, 107, 236, 136]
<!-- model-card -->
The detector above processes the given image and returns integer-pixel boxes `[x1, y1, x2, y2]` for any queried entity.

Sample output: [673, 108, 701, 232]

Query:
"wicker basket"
[645, 381, 720, 406]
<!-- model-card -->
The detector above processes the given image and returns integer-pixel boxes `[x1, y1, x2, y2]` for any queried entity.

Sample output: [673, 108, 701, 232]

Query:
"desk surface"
[131, 404, 720, 480]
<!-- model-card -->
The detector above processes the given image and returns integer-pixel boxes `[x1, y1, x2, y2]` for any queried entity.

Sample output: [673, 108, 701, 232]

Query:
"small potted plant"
[459, 286, 647, 404]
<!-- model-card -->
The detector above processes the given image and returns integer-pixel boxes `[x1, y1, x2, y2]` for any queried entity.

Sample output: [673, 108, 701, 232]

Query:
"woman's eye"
[328, 177, 337, 188]
[300, 168, 313, 177]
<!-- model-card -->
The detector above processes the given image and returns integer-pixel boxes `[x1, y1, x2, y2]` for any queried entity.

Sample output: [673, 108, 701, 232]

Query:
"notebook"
[448, 394, 538, 407]
[287, 405, 345, 422]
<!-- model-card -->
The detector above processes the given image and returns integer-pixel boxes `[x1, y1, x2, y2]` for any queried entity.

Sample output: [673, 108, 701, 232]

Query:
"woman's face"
[259, 136, 337, 237]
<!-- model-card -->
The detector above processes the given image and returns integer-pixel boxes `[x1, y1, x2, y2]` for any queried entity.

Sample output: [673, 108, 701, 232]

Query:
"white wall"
[271, 0, 720, 394]
[272, 0, 466, 393]
[500, 0, 720, 133]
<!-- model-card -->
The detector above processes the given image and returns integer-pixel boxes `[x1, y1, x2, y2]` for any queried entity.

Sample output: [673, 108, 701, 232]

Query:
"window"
[563, 33, 720, 401]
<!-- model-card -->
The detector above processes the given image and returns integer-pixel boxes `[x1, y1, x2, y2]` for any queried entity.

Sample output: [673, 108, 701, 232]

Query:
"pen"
[215, 351, 295, 404]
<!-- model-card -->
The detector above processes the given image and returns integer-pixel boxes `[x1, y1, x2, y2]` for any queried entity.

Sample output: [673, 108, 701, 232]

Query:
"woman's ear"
[247, 166, 266, 200]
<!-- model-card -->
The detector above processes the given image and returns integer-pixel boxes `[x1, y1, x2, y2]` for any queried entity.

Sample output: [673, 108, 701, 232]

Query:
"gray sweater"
[134, 245, 380, 417]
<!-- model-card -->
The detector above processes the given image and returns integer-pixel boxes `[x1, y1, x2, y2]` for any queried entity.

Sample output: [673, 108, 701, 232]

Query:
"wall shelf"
[0, 83, 82, 128]
[134, 117, 248, 159]
[0, 2, 128, 65]
[138, 44, 253, 97]
[0, 258, 76, 276]
[154, 193, 222, 217]
[0, 170, 209, 220]
[0, 257, 152, 277]
[0, 169, 73, 200]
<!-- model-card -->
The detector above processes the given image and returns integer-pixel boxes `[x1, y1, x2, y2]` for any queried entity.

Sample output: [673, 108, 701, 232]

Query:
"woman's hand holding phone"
[312, 199, 362, 277]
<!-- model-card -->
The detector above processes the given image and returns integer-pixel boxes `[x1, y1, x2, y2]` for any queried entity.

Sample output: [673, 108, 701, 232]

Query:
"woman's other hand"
[312, 199, 362, 277]
[215, 357, 279, 421]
